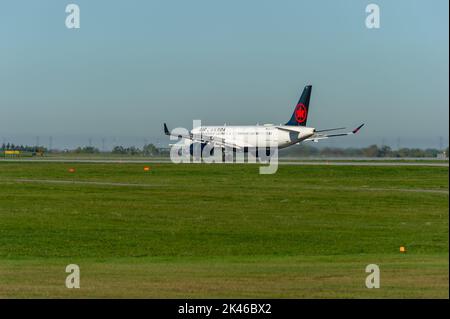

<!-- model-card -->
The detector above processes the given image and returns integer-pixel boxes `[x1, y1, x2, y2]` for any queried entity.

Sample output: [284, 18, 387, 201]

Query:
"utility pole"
[49, 136, 53, 152]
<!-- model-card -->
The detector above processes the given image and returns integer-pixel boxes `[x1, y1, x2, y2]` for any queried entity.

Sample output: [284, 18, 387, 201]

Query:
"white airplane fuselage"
[191, 125, 315, 150]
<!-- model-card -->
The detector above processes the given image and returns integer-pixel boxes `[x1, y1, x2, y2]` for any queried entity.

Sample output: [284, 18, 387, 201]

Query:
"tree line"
[73, 144, 169, 156]
[280, 144, 448, 158]
[1, 142, 448, 158]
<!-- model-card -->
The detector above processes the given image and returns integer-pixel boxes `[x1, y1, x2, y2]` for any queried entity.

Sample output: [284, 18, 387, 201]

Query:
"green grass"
[0, 162, 448, 298]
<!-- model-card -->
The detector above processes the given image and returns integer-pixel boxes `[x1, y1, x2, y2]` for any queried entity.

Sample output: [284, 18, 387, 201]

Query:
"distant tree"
[128, 146, 141, 155]
[424, 148, 439, 157]
[377, 145, 392, 157]
[143, 144, 159, 156]
[363, 145, 379, 157]
[74, 146, 99, 154]
[110, 145, 143, 155]
[112, 146, 126, 154]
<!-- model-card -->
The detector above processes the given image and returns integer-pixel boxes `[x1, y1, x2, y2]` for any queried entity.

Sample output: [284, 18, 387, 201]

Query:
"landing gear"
[221, 148, 234, 163]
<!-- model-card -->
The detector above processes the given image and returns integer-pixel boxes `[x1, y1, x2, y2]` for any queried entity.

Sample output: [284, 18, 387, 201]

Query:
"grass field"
[0, 161, 448, 298]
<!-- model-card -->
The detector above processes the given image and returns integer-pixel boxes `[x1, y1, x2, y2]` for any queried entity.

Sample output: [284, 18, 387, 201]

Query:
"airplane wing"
[304, 124, 365, 142]
[164, 123, 246, 149]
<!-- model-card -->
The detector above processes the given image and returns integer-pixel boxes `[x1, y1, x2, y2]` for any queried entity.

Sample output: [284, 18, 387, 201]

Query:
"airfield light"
[144, 166, 151, 171]
[68, 168, 76, 173]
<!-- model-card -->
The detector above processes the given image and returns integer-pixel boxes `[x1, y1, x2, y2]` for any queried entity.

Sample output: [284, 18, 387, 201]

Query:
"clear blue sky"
[0, 0, 448, 149]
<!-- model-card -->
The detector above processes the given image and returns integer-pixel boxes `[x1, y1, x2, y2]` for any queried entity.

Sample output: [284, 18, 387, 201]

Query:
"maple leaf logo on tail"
[285, 85, 312, 126]
[295, 103, 307, 124]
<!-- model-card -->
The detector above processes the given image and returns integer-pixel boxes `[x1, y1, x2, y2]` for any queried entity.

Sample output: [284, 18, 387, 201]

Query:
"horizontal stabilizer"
[315, 127, 346, 133]
[305, 123, 365, 142]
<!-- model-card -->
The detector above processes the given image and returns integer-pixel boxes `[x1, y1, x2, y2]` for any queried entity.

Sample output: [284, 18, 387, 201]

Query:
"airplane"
[164, 85, 364, 157]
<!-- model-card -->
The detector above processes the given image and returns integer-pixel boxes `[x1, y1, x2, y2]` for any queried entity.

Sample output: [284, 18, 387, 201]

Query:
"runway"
[278, 161, 449, 167]
[0, 158, 448, 167]
[1, 178, 447, 194]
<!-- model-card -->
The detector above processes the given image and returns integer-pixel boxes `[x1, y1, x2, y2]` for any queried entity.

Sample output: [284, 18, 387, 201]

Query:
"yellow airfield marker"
[68, 168, 76, 173]
[400, 246, 406, 253]
[143, 166, 151, 172]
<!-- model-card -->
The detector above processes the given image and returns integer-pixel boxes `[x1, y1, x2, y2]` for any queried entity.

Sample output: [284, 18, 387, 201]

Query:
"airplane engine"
[189, 142, 214, 157]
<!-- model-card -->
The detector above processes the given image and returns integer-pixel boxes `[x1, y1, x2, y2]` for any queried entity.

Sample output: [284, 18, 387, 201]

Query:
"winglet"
[163, 123, 170, 135]
[352, 123, 365, 134]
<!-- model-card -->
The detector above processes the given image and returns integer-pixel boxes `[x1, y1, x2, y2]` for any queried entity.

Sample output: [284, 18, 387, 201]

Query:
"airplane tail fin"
[285, 85, 312, 126]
